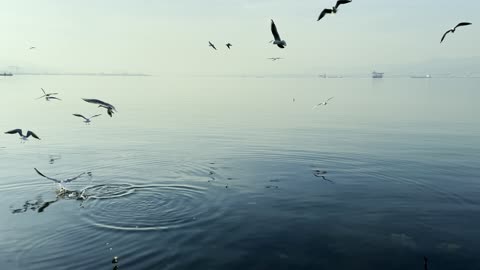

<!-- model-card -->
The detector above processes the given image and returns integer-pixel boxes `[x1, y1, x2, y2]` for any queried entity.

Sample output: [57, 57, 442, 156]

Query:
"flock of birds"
[208, 0, 472, 60]
[4, 89, 117, 143]
[3, 2, 475, 268]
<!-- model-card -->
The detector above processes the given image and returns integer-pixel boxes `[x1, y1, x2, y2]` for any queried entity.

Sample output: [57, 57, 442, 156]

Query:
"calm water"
[1, 75, 480, 269]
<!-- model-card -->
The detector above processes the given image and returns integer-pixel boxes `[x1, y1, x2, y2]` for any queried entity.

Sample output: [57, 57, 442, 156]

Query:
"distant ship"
[372, 71, 384, 78]
[0, 72, 13, 76]
[410, 74, 431, 79]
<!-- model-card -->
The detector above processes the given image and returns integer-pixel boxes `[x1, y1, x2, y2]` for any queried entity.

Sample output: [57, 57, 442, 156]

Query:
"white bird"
[5, 129, 41, 142]
[73, 113, 102, 124]
[34, 168, 86, 184]
[312, 97, 334, 108]
[82, 98, 117, 117]
[37, 88, 59, 99]
[318, 0, 352, 21]
[440, 22, 472, 43]
[270, 19, 286, 49]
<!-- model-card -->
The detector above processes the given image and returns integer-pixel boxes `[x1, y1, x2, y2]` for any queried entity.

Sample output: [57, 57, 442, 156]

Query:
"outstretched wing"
[5, 129, 22, 136]
[34, 168, 60, 183]
[440, 29, 453, 43]
[46, 96, 61, 101]
[64, 172, 86, 183]
[318, 9, 333, 21]
[335, 0, 352, 9]
[73, 114, 88, 121]
[271, 19, 281, 41]
[327, 97, 334, 101]
[455, 22, 472, 29]
[82, 98, 117, 111]
[41, 88, 46, 95]
[26, 131, 40, 139]
[90, 114, 102, 119]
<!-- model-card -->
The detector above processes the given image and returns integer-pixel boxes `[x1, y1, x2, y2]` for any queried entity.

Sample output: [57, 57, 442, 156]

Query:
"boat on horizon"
[372, 71, 384, 78]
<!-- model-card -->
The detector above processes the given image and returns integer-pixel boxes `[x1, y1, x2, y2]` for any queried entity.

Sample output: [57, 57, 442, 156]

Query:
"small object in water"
[225, 186, 228, 188]
[112, 256, 119, 264]
[313, 170, 327, 177]
[113, 266, 119, 270]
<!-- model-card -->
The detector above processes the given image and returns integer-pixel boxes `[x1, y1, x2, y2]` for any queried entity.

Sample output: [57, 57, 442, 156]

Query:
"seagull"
[226, 43, 232, 49]
[37, 88, 59, 99]
[440, 22, 472, 43]
[267, 57, 283, 61]
[312, 97, 334, 108]
[34, 168, 86, 184]
[270, 19, 287, 49]
[318, 0, 352, 21]
[82, 98, 117, 117]
[209, 41, 217, 50]
[73, 113, 102, 124]
[5, 129, 40, 142]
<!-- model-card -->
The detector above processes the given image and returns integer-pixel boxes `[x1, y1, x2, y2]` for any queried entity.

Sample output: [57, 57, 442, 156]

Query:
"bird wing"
[41, 88, 46, 95]
[440, 29, 453, 43]
[209, 42, 217, 50]
[73, 114, 88, 121]
[5, 129, 23, 136]
[455, 22, 472, 29]
[271, 19, 281, 41]
[47, 96, 61, 101]
[335, 0, 352, 9]
[36, 95, 47, 100]
[26, 131, 40, 139]
[327, 97, 334, 101]
[318, 9, 332, 21]
[90, 114, 102, 119]
[34, 168, 61, 183]
[83, 98, 116, 111]
[64, 172, 86, 183]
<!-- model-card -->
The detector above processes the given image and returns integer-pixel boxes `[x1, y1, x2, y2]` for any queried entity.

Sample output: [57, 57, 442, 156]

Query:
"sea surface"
[0, 75, 479, 270]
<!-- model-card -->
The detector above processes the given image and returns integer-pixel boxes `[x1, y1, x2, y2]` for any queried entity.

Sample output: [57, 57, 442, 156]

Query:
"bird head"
[333, 6, 337, 13]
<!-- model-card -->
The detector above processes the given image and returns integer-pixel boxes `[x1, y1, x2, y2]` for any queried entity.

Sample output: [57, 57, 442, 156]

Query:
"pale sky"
[0, 0, 479, 75]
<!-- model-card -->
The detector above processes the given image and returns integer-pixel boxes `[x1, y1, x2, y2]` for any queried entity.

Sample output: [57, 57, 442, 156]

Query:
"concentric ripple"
[81, 184, 226, 231]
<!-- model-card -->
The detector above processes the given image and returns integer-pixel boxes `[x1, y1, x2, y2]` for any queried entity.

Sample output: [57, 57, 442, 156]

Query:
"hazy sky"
[1, 0, 479, 75]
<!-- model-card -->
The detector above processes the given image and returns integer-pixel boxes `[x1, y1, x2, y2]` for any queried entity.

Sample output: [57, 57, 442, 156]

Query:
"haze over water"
[1, 75, 480, 269]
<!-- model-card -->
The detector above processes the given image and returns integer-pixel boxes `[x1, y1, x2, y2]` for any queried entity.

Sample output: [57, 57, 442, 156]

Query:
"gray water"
[1, 75, 480, 269]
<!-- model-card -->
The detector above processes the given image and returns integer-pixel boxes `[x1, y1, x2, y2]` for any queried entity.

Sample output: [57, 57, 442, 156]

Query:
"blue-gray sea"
[1, 75, 479, 269]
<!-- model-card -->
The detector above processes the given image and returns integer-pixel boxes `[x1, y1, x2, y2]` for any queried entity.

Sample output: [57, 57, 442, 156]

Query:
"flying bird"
[226, 43, 232, 49]
[267, 57, 283, 61]
[73, 114, 102, 124]
[5, 129, 40, 142]
[82, 98, 117, 117]
[29, 46, 36, 50]
[34, 168, 86, 184]
[37, 88, 59, 99]
[440, 22, 472, 43]
[209, 41, 217, 50]
[312, 97, 334, 108]
[270, 19, 287, 49]
[318, 0, 352, 21]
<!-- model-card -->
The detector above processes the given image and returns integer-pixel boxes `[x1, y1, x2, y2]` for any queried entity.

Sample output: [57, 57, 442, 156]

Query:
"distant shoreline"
[13, 73, 151, 77]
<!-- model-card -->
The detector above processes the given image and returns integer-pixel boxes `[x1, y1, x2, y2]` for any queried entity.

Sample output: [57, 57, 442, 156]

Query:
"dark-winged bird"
[226, 43, 232, 49]
[82, 98, 117, 117]
[209, 41, 217, 50]
[270, 19, 286, 48]
[5, 129, 40, 142]
[440, 22, 472, 43]
[318, 0, 352, 21]
[312, 97, 334, 108]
